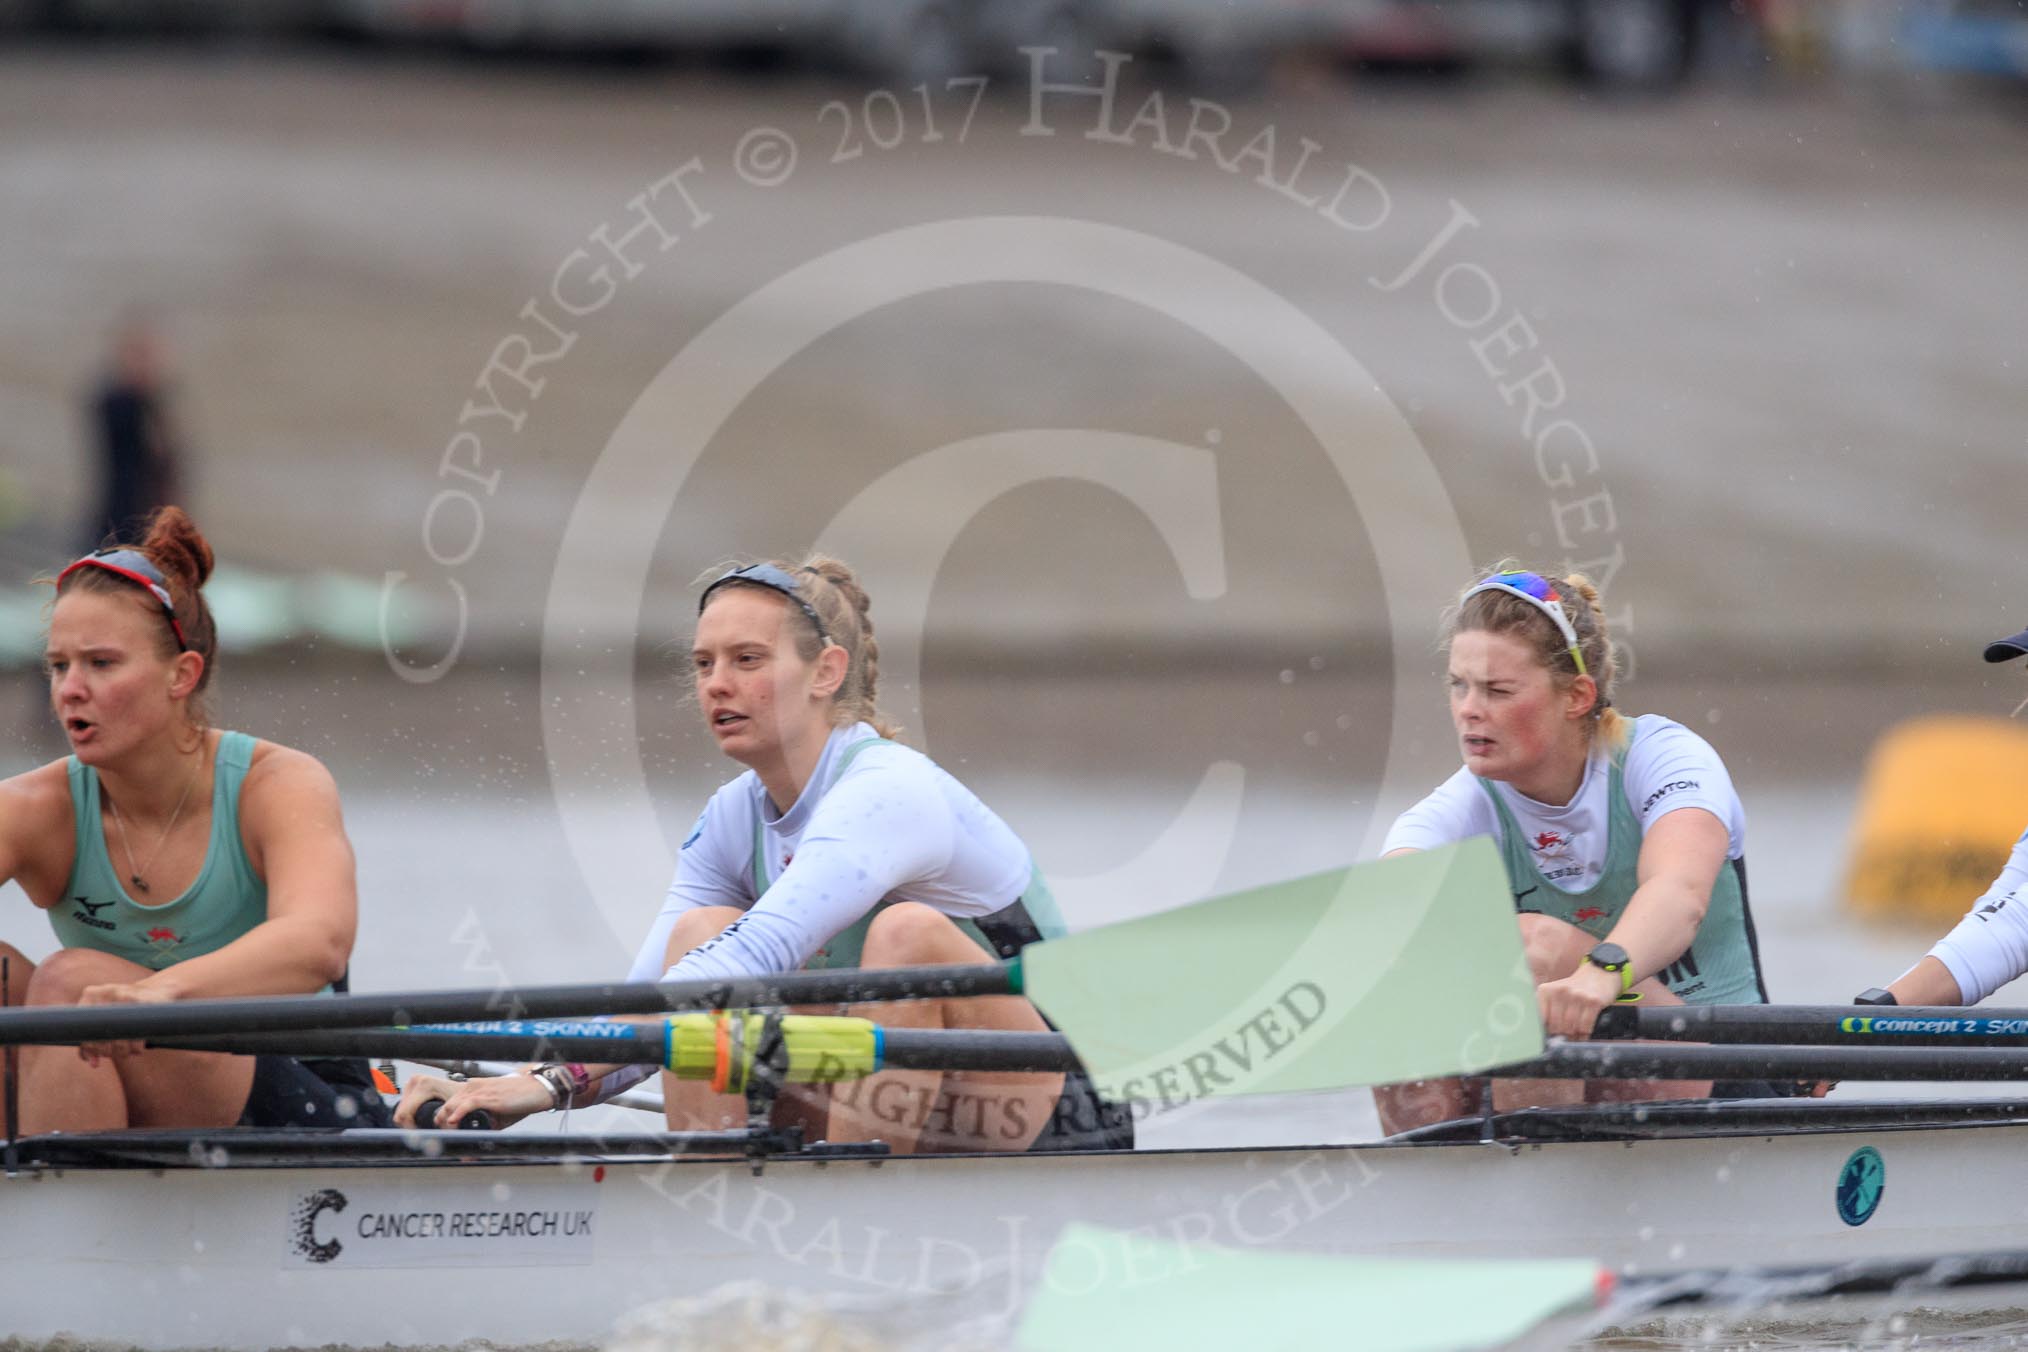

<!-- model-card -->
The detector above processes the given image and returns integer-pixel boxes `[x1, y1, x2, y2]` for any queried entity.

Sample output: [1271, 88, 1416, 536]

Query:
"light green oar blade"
[1020, 837, 1539, 1098]
[1017, 1223, 1603, 1352]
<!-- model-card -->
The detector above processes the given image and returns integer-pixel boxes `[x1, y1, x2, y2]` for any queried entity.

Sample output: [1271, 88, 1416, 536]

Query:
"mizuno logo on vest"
[70, 897, 117, 931]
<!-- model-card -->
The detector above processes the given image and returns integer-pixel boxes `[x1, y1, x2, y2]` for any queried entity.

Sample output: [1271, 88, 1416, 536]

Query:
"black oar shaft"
[149, 1025, 1082, 1074]
[1500, 1042, 2028, 1081]
[882, 1030, 1082, 1073]
[134, 1027, 2028, 1083]
[0, 963, 1017, 1046]
[152, 1028, 667, 1063]
[1593, 1003, 2028, 1047]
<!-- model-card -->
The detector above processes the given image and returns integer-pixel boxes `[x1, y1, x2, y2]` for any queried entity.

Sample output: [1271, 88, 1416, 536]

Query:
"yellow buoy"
[1843, 715, 2028, 928]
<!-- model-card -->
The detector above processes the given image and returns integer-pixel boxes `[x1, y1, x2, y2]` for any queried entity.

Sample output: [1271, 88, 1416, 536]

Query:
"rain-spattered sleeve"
[589, 792, 754, 1105]
[1926, 830, 2028, 1006]
[1382, 768, 1497, 855]
[1621, 718, 1745, 859]
[625, 788, 753, 984]
[666, 753, 957, 982]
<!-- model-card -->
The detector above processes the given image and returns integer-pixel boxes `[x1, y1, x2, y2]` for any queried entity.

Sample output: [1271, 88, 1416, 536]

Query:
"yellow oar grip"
[665, 1011, 882, 1091]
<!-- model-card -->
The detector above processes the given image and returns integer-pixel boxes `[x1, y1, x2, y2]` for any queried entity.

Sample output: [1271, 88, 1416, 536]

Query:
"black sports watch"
[1581, 941, 1635, 998]
[1853, 987, 1898, 1006]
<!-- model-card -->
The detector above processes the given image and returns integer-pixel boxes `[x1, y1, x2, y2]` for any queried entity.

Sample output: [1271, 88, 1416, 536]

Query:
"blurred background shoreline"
[6, 13, 2028, 675]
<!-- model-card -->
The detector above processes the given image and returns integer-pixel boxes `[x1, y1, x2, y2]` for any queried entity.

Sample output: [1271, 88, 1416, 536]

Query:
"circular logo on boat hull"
[1837, 1146, 1885, 1226]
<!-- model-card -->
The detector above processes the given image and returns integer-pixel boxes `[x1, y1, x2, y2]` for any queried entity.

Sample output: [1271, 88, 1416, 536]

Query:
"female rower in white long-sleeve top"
[396, 557, 1131, 1154]
[1852, 626, 2028, 1009]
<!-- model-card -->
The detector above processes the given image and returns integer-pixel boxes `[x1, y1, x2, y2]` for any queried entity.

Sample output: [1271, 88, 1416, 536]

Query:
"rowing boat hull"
[6, 1117, 2028, 1348]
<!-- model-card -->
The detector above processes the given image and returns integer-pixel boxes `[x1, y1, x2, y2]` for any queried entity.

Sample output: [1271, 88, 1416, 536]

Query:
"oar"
[1595, 1003, 2028, 1046]
[157, 1029, 2028, 1086]
[1017, 1222, 2028, 1352]
[0, 839, 1544, 1098]
[1612, 1245, 2028, 1312]
[1494, 1041, 2028, 1081]
[0, 964, 1018, 1045]
[1017, 838, 1541, 1099]
[150, 1018, 1083, 1076]
[1018, 1222, 1606, 1352]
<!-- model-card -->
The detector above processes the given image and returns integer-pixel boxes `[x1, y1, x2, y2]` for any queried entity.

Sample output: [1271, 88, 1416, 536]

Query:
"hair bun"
[140, 505, 214, 592]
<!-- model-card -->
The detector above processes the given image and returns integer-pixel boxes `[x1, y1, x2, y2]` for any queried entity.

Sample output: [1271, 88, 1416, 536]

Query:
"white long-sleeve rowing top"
[1922, 829, 2028, 1005]
[626, 722, 1039, 985]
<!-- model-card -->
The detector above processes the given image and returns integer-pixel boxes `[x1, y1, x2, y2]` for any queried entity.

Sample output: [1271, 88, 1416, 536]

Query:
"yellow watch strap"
[1582, 950, 1637, 996]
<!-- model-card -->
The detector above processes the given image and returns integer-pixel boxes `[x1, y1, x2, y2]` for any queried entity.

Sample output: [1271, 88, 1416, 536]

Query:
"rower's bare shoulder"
[240, 741, 343, 810]
[0, 759, 76, 827]
[0, 760, 76, 874]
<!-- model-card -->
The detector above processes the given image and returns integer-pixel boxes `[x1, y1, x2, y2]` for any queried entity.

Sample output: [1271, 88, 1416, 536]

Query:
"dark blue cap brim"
[1985, 628, 2028, 663]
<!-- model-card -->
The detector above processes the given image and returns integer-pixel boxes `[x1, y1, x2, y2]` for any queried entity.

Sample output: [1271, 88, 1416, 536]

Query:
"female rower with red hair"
[0, 507, 384, 1130]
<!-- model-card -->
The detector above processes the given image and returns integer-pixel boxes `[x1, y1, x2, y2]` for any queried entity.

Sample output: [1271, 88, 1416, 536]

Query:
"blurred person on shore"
[83, 313, 186, 551]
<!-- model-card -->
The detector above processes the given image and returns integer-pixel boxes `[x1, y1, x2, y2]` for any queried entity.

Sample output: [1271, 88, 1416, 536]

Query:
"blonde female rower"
[0, 507, 383, 1131]
[1375, 566, 1775, 1134]
[398, 557, 1132, 1154]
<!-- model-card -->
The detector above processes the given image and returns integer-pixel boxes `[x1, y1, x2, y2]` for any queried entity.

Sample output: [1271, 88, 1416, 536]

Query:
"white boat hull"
[6, 1116, 2028, 1349]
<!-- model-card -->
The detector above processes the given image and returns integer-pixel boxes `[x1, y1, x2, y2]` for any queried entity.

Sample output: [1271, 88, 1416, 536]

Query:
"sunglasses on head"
[698, 563, 831, 648]
[1463, 570, 1587, 677]
[56, 547, 191, 653]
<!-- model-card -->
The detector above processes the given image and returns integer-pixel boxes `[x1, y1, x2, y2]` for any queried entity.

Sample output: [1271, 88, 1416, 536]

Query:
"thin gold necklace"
[106, 752, 202, 895]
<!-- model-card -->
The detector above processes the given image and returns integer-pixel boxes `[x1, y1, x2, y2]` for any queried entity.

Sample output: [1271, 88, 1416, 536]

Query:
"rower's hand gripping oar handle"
[414, 1098, 495, 1131]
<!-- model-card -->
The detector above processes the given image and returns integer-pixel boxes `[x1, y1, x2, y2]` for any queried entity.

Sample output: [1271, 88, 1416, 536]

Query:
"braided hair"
[700, 554, 903, 740]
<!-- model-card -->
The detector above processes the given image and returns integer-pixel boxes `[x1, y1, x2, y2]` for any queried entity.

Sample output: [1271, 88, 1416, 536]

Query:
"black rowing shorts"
[239, 1055, 395, 1129]
[1029, 1069, 1135, 1152]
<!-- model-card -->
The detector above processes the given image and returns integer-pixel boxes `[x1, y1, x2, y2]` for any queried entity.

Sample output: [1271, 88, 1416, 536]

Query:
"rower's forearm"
[509, 1012, 675, 1107]
[141, 920, 349, 1000]
[1604, 880, 1706, 985]
[1888, 956, 1966, 1007]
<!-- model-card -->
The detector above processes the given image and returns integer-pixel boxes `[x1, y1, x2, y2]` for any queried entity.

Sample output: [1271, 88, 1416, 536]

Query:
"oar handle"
[413, 1099, 495, 1131]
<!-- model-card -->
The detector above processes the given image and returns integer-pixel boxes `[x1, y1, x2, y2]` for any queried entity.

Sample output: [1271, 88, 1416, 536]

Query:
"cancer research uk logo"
[289, 1188, 347, 1264]
[286, 1181, 600, 1268]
